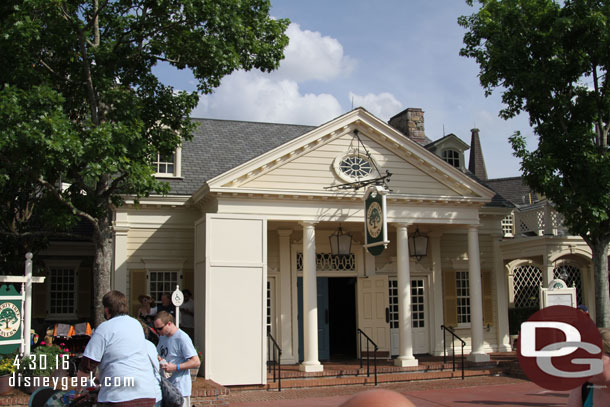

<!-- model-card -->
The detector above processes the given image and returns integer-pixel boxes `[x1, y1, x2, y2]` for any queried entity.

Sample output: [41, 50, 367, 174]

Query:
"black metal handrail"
[356, 328, 378, 386]
[441, 325, 465, 380]
[267, 332, 282, 391]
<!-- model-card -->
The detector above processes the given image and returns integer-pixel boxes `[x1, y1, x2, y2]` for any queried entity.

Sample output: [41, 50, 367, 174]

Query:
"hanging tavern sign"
[0, 253, 45, 356]
[363, 186, 390, 256]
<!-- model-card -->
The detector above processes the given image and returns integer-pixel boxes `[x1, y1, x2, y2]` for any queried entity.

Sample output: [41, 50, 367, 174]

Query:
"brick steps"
[263, 368, 500, 390]
[230, 362, 504, 392]
[500, 360, 528, 380]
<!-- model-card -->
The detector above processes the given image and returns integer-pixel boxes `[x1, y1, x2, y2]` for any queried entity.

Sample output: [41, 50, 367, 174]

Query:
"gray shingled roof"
[485, 177, 535, 207]
[463, 172, 515, 208]
[162, 118, 520, 211]
[164, 118, 315, 195]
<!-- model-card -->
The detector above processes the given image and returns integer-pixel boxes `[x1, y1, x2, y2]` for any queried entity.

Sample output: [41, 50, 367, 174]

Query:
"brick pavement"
[226, 376, 570, 406]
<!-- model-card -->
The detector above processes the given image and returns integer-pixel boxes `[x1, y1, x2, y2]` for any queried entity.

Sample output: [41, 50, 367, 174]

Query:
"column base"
[394, 357, 418, 367]
[299, 361, 324, 372]
[497, 344, 513, 353]
[467, 352, 491, 363]
[280, 355, 298, 365]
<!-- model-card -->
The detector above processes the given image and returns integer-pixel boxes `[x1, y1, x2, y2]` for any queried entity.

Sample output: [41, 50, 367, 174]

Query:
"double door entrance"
[297, 277, 357, 360]
[296, 275, 429, 361]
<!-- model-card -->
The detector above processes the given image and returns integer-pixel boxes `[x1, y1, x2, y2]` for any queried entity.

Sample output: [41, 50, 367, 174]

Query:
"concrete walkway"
[227, 376, 570, 406]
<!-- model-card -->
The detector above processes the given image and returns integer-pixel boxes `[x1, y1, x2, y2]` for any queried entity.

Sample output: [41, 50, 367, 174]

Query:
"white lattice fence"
[513, 264, 542, 308]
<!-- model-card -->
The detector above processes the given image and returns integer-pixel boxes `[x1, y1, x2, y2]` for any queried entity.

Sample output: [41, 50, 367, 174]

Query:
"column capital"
[467, 224, 481, 231]
[277, 229, 293, 237]
[299, 221, 318, 228]
[113, 226, 129, 235]
[393, 222, 412, 230]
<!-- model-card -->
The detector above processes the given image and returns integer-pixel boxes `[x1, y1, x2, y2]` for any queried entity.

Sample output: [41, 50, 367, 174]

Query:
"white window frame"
[388, 278, 399, 329]
[45, 260, 81, 320]
[141, 258, 186, 304]
[456, 270, 471, 327]
[154, 146, 182, 178]
[501, 214, 515, 237]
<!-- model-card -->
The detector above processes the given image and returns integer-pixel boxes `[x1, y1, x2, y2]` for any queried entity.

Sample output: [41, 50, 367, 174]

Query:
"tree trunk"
[91, 210, 114, 327]
[590, 238, 610, 328]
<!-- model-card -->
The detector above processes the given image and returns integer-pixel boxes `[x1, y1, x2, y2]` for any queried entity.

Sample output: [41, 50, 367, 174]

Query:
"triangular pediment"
[205, 109, 494, 202]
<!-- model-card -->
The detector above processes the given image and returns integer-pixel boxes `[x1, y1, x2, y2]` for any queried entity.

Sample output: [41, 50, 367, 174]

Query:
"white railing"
[513, 202, 568, 237]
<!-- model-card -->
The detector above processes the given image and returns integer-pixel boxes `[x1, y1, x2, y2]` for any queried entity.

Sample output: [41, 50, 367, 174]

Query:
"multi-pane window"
[153, 152, 175, 175]
[411, 279, 425, 328]
[456, 271, 471, 324]
[388, 280, 399, 329]
[338, 155, 373, 179]
[501, 214, 514, 237]
[513, 264, 542, 308]
[442, 149, 460, 168]
[149, 271, 179, 304]
[49, 267, 77, 317]
[388, 279, 425, 328]
[266, 280, 273, 334]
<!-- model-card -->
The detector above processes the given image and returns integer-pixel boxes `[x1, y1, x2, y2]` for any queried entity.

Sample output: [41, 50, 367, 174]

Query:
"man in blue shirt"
[154, 311, 200, 407]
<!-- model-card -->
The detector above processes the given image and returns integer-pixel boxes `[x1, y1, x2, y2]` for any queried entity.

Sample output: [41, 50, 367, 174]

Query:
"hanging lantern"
[329, 225, 352, 256]
[409, 228, 428, 262]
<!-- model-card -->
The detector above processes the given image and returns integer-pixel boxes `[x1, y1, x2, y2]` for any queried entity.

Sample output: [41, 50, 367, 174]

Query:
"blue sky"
[157, 1, 535, 179]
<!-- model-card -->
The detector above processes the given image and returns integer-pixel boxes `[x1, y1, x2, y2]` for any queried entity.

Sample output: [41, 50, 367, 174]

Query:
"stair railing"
[356, 328, 378, 386]
[441, 325, 465, 380]
[267, 331, 282, 391]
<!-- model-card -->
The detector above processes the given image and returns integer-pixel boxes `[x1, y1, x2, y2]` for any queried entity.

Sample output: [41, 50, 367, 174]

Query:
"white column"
[429, 232, 445, 356]
[278, 230, 297, 363]
[113, 211, 129, 294]
[395, 224, 418, 367]
[492, 233, 511, 352]
[543, 252, 554, 288]
[467, 225, 490, 362]
[299, 221, 323, 372]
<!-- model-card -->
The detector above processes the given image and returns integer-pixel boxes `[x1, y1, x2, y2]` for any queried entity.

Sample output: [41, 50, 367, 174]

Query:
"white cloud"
[191, 23, 355, 125]
[192, 71, 342, 125]
[272, 23, 356, 82]
[348, 92, 403, 121]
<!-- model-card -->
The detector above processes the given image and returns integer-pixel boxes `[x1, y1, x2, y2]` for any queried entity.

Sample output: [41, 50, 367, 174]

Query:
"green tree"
[0, 0, 288, 325]
[0, 308, 18, 329]
[460, 0, 610, 327]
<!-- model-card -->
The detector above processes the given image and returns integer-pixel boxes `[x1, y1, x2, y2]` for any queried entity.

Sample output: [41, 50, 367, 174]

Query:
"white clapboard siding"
[127, 228, 194, 263]
[239, 133, 460, 196]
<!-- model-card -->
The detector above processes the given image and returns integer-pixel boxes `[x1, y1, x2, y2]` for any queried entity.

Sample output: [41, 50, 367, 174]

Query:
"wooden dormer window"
[153, 146, 182, 178]
[442, 149, 460, 168]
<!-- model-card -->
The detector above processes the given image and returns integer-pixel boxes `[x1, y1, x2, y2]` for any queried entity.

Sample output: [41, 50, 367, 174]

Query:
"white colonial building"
[31, 107, 600, 386]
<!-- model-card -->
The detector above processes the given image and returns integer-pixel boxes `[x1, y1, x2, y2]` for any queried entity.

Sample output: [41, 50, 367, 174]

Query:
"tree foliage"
[460, 0, 610, 327]
[0, 0, 289, 325]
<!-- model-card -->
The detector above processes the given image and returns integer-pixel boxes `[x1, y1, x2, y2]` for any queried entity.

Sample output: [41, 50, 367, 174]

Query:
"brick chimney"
[468, 128, 488, 180]
[388, 108, 427, 145]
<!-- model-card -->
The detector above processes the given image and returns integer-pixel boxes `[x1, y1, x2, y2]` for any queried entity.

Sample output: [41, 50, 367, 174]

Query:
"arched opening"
[509, 263, 542, 335]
